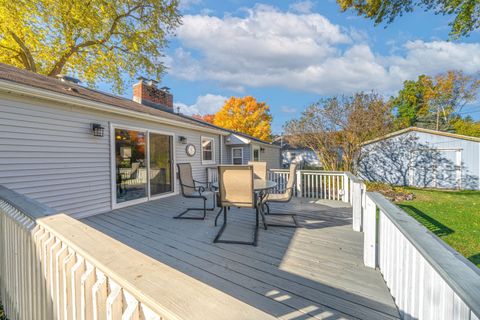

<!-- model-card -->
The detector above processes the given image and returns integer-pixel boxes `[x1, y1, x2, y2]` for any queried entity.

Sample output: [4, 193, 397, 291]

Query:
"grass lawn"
[397, 188, 480, 268]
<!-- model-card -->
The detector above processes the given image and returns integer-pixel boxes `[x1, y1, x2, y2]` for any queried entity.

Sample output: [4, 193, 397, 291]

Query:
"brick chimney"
[133, 78, 173, 109]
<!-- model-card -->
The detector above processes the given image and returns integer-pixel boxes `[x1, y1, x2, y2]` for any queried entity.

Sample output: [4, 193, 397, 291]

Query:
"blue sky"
[105, 0, 480, 133]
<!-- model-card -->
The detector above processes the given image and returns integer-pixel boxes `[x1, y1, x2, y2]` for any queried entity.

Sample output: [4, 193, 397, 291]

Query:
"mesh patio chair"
[174, 163, 215, 220]
[264, 163, 298, 227]
[248, 161, 267, 180]
[214, 165, 259, 246]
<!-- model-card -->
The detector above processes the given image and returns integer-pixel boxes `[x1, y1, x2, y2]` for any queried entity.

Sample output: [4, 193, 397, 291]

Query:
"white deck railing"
[360, 189, 480, 320]
[207, 167, 362, 203]
[0, 185, 273, 320]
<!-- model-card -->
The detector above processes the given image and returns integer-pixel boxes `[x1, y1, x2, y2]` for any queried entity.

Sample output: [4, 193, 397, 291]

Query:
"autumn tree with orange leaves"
[213, 96, 272, 141]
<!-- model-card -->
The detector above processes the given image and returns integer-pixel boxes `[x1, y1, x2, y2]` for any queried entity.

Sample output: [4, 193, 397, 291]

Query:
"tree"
[213, 96, 272, 141]
[193, 114, 215, 124]
[0, 0, 181, 92]
[284, 92, 393, 171]
[391, 71, 480, 131]
[337, 0, 480, 38]
[450, 116, 480, 137]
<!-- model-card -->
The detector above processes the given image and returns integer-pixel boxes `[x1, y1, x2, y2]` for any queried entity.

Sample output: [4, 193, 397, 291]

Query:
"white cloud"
[167, 5, 480, 95]
[174, 94, 227, 115]
[281, 106, 297, 113]
[178, 0, 202, 10]
[289, 1, 315, 14]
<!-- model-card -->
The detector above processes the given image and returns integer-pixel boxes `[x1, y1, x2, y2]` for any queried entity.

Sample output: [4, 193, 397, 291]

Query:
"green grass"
[397, 188, 480, 268]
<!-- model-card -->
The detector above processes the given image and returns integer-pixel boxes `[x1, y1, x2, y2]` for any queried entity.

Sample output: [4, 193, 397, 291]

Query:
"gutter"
[0, 79, 227, 135]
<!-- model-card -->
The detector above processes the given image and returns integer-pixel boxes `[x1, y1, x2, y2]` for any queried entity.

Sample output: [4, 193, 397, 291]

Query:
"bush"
[365, 182, 415, 202]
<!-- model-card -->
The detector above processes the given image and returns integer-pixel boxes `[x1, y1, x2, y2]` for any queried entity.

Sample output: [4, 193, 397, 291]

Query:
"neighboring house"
[222, 131, 281, 169]
[274, 136, 321, 169]
[0, 63, 280, 218]
[358, 127, 480, 190]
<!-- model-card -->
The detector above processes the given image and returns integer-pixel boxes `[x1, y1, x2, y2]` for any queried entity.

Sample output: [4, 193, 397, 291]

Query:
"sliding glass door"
[114, 127, 174, 205]
[149, 133, 173, 196]
[115, 128, 147, 203]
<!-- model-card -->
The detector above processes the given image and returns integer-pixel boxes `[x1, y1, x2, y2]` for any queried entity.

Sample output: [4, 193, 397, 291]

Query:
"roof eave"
[0, 79, 226, 135]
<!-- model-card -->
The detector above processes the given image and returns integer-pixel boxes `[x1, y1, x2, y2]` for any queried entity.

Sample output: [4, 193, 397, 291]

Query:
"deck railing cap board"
[37, 213, 277, 320]
[344, 172, 362, 183]
[367, 191, 480, 317]
[0, 185, 56, 220]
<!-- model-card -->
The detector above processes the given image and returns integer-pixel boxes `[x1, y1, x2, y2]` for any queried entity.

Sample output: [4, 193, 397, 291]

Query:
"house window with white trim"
[232, 147, 243, 165]
[201, 137, 215, 164]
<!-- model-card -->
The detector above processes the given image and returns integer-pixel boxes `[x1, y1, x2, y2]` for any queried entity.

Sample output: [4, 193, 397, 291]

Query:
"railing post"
[342, 174, 349, 203]
[352, 182, 362, 232]
[363, 195, 377, 268]
[296, 170, 302, 198]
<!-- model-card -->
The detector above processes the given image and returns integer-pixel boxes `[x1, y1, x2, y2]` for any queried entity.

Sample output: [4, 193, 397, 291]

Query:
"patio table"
[211, 179, 277, 230]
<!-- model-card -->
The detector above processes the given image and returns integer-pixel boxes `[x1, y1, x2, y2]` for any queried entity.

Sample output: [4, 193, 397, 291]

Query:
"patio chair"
[264, 163, 298, 227]
[214, 165, 259, 246]
[174, 163, 215, 220]
[248, 161, 267, 180]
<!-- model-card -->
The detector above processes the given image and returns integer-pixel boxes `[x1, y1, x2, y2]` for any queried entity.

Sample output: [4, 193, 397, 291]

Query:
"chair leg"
[173, 196, 215, 220]
[214, 207, 224, 226]
[214, 207, 258, 246]
[264, 202, 298, 228]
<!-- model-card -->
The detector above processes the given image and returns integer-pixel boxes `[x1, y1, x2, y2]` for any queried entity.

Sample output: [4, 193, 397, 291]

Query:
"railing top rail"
[0, 185, 56, 220]
[344, 172, 362, 183]
[368, 192, 480, 316]
[37, 214, 274, 320]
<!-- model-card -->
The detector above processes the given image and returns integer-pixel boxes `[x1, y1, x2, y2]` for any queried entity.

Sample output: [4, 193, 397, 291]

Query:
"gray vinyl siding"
[358, 131, 480, 190]
[259, 145, 281, 169]
[0, 93, 221, 218]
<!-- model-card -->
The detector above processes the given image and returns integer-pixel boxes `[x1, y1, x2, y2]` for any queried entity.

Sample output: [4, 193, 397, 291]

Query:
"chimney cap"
[160, 86, 170, 92]
[147, 79, 159, 87]
[137, 76, 147, 81]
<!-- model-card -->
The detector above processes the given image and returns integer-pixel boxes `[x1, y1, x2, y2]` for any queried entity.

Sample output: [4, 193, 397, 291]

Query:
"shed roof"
[362, 127, 480, 146]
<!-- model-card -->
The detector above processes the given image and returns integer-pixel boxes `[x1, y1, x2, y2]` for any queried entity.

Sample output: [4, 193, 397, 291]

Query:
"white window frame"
[201, 136, 216, 165]
[232, 147, 243, 165]
[110, 123, 176, 210]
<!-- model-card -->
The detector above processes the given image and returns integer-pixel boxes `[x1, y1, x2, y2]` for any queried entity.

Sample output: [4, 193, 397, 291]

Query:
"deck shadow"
[397, 204, 454, 237]
[83, 196, 400, 319]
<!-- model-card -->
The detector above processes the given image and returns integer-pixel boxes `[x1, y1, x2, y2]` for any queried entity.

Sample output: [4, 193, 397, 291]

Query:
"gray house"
[0, 63, 280, 218]
[358, 127, 480, 190]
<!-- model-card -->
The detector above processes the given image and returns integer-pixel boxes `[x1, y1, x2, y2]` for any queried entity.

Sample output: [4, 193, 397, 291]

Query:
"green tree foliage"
[337, 0, 480, 38]
[390, 71, 480, 132]
[450, 116, 480, 137]
[0, 0, 181, 92]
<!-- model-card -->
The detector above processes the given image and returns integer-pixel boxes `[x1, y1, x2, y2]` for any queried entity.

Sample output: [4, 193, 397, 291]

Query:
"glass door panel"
[149, 133, 173, 196]
[115, 129, 147, 203]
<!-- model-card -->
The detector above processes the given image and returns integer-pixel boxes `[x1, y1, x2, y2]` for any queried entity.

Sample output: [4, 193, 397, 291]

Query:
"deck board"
[83, 195, 400, 320]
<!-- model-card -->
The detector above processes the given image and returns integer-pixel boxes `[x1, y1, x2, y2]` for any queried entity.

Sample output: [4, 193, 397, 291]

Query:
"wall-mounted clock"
[186, 144, 196, 157]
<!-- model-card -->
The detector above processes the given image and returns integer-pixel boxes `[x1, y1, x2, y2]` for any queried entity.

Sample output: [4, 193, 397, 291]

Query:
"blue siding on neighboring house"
[225, 145, 250, 164]
[358, 130, 480, 190]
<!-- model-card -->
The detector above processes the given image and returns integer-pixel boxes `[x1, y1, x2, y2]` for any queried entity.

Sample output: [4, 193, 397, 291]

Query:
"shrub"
[365, 182, 415, 202]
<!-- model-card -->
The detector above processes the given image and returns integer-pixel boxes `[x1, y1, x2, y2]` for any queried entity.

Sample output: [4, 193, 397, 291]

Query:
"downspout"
[220, 134, 223, 164]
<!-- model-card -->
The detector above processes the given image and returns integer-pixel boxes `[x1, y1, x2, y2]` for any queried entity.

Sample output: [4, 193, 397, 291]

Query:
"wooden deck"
[82, 195, 400, 320]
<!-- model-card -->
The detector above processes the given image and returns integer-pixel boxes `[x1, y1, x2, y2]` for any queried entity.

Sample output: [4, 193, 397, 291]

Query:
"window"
[232, 147, 243, 165]
[201, 137, 215, 164]
[253, 146, 260, 161]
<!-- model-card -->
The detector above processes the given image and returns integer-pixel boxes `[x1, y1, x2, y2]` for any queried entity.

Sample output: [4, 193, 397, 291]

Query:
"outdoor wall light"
[260, 147, 265, 153]
[91, 123, 105, 137]
[178, 136, 187, 144]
